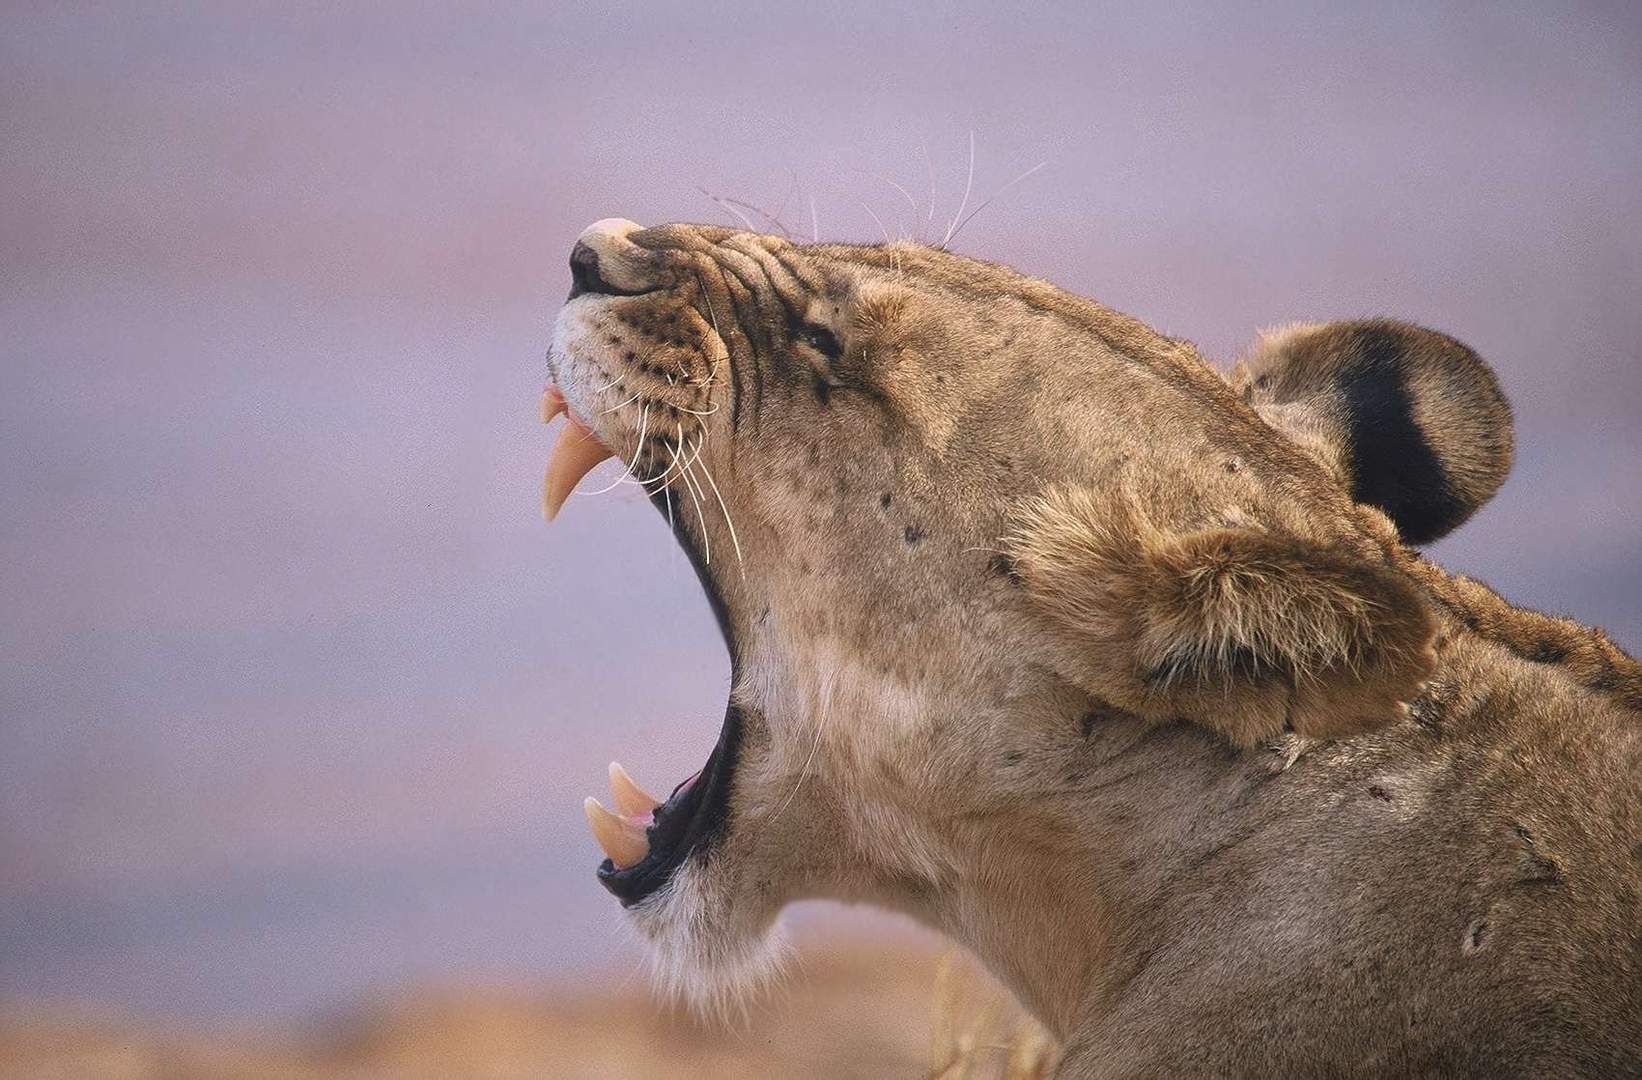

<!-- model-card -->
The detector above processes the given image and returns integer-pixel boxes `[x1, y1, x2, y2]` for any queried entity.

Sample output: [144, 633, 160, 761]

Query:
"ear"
[1228, 319, 1514, 545]
[1005, 487, 1439, 746]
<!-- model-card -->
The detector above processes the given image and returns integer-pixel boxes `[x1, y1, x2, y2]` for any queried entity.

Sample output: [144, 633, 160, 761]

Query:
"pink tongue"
[671, 771, 701, 800]
[585, 763, 699, 870]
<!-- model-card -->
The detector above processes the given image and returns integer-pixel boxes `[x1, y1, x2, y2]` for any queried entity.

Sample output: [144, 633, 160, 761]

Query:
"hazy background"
[3, 0, 1639, 1025]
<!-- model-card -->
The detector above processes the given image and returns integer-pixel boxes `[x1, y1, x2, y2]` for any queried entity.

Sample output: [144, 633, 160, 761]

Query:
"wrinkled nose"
[568, 217, 646, 299]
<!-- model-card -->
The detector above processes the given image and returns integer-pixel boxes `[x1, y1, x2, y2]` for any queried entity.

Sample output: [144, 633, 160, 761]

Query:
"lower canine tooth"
[608, 761, 661, 817]
[584, 797, 649, 868]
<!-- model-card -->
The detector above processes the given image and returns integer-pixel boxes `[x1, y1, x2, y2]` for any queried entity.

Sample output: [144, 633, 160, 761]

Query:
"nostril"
[568, 241, 614, 299]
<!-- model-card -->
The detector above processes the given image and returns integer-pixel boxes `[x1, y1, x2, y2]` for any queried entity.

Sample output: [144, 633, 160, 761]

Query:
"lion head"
[544, 218, 1513, 1020]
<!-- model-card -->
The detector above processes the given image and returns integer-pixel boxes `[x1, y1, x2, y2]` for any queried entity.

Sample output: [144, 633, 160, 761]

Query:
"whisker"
[922, 140, 937, 238]
[643, 446, 691, 521]
[679, 456, 712, 565]
[945, 160, 1050, 246]
[863, 202, 893, 246]
[695, 455, 745, 576]
[941, 131, 977, 248]
[883, 175, 920, 216]
[647, 431, 680, 532]
[719, 194, 793, 239]
[642, 423, 695, 492]
[770, 699, 829, 825]
[809, 196, 820, 243]
[881, 174, 919, 238]
[647, 428, 708, 498]
[601, 391, 641, 414]
[672, 401, 718, 417]
[692, 270, 732, 386]
[771, 169, 799, 231]
[643, 464, 679, 498]
[678, 430, 710, 488]
[698, 186, 756, 231]
[584, 403, 648, 495]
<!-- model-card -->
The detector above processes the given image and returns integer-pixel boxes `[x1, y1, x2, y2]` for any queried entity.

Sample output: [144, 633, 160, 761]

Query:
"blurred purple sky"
[3, 1, 1639, 1021]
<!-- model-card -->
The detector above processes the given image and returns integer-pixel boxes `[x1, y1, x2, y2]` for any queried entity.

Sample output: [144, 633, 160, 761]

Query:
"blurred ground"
[0, 943, 1054, 1080]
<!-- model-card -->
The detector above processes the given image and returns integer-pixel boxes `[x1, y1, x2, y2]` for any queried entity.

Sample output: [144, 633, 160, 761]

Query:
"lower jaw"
[598, 701, 744, 905]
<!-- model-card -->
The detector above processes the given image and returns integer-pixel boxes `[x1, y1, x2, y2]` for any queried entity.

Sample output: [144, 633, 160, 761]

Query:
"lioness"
[544, 218, 1641, 1077]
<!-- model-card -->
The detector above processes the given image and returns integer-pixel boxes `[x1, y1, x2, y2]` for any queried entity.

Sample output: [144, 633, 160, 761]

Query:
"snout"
[567, 217, 653, 299]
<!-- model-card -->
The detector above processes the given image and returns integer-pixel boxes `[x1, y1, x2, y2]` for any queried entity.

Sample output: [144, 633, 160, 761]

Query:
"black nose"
[568, 241, 617, 299]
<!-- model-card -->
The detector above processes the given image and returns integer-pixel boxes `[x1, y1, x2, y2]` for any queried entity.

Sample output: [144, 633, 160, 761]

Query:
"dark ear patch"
[1232, 319, 1514, 545]
[1006, 487, 1439, 746]
[1339, 328, 1463, 543]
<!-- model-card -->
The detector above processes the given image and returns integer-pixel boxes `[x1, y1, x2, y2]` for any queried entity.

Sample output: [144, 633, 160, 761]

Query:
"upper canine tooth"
[608, 761, 661, 817]
[541, 384, 567, 424]
[542, 415, 614, 521]
[583, 797, 649, 868]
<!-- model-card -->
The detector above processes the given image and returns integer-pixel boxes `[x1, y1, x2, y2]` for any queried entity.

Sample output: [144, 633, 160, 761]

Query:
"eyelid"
[803, 324, 843, 359]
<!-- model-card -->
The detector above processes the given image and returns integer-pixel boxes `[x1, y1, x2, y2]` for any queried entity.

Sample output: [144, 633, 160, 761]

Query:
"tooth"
[542, 415, 614, 521]
[584, 797, 649, 868]
[541, 384, 567, 424]
[608, 761, 660, 817]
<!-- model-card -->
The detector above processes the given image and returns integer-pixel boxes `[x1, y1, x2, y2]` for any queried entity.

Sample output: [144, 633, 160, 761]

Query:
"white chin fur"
[626, 858, 790, 1023]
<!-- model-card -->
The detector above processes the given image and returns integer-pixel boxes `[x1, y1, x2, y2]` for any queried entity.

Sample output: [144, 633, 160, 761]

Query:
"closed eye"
[800, 324, 843, 361]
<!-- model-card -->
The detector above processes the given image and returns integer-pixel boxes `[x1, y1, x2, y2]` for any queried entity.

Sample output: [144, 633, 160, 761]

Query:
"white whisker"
[772, 169, 799, 230]
[922, 140, 937, 239]
[699, 186, 755, 231]
[675, 441, 708, 489]
[584, 404, 648, 495]
[649, 429, 712, 549]
[699, 295, 723, 348]
[883, 175, 919, 216]
[946, 160, 1049, 246]
[771, 704, 829, 825]
[809, 196, 820, 243]
[879, 173, 919, 238]
[695, 455, 744, 576]
[649, 431, 703, 542]
[693, 271, 731, 382]
[601, 391, 641, 415]
[941, 131, 976, 248]
[643, 423, 696, 492]
[863, 202, 893, 246]
[679, 457, 712, 565]
[663, 445, 676, 532]
[720, 194, 792, 239]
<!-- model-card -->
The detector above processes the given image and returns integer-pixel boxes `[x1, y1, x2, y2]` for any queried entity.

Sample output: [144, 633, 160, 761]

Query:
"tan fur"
[1231, 319, 1516, 544]
[1006, 485, 1439, 745]
[549, 225, 1642, 1078]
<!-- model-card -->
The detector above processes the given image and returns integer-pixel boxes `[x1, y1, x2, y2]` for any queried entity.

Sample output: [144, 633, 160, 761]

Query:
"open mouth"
[540, 383, 742, 908]
[587, 707, 742, 906]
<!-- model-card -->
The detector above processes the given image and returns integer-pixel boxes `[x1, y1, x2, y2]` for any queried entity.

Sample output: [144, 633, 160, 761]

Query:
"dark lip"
[595, 487, 742, 907]
[596, 703, 743, 906]
[566, 282, 663, 302]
